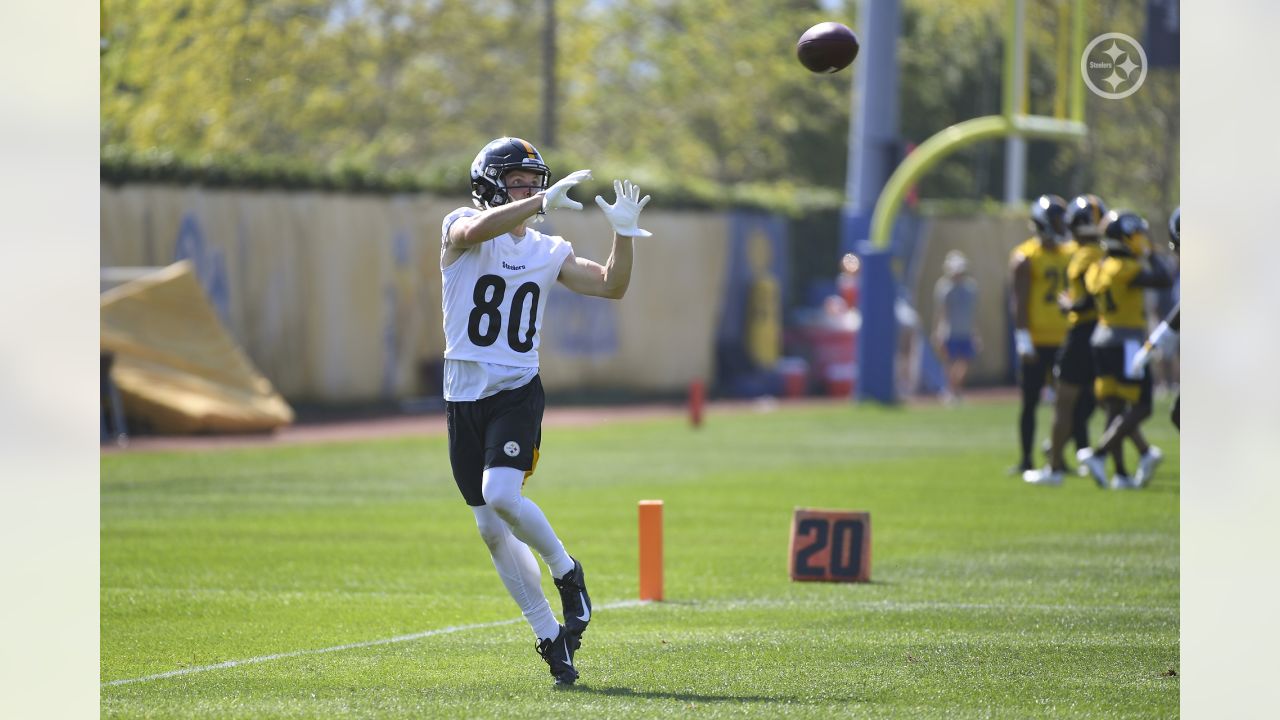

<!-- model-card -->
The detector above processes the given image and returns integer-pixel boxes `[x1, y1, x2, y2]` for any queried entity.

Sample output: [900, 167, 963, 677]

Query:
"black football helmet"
[1067, 194, 1107, 238]
[1030, 194, 1068, 240]
[1101, 210, 1151, 257]
[470, 137, 551, 209]
[1168, 207, 1180, 254]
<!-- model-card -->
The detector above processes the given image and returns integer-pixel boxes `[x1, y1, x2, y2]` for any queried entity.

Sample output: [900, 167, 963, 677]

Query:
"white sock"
[471, 505, 560, 640]
[481, 467, 574, 578]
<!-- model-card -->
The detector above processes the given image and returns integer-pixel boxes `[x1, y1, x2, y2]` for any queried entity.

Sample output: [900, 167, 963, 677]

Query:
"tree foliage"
[897, 0, 1179, 216]
[101, 0, 1177, 216]
[102, 1, 852, 187]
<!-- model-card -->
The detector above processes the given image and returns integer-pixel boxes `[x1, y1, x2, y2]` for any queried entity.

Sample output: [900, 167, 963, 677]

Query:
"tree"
[101, 0, 1177, 217]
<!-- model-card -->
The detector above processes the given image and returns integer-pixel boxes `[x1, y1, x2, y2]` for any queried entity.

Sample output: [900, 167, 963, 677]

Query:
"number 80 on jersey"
[788, 508, 871, 583]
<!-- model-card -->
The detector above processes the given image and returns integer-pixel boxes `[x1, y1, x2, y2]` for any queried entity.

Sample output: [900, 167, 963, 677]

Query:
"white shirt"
[440, 207, 573, 401]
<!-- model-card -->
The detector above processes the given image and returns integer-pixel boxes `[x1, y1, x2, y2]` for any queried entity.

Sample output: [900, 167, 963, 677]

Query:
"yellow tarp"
[101, 261, 294, 433]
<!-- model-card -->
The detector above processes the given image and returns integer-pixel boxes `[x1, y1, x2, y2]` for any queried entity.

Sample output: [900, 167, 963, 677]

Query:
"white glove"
[1014, 328, 1034, 358]
[594, 179, 652, 237]
[534, 169, 592, 223]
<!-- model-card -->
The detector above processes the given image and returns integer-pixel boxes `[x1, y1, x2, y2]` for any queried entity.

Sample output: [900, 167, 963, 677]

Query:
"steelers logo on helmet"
[1067, 194, 1108, 238]
[470, 137, 551, 209]
[1168, 207, 1180, 254]
[1030, 194, 1068, 240]
[1101, 210, 1151, 257]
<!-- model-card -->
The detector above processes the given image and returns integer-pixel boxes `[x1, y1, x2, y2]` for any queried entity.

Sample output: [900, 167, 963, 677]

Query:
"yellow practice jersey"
[1012, 237, 1076, 345]
[1065, 243, 1104, 326]
[1084, 256, 1146, 331]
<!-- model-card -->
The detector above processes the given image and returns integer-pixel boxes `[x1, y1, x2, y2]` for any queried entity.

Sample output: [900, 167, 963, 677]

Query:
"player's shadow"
[566, 684, 862, 704]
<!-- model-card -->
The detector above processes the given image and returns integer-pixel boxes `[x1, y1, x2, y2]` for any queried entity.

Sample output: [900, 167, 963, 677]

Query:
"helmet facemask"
[477, 164, 549, 209]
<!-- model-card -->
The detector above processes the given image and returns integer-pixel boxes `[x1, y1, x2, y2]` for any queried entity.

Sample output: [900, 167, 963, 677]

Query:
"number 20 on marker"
[788, 508, 871, 583]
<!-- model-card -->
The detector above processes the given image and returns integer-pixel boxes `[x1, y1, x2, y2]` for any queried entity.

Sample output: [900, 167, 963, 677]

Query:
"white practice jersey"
[441, 207, 573, 399]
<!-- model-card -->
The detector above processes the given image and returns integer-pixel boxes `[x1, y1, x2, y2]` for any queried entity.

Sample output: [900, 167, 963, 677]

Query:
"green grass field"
[101, 398, 1179, 719]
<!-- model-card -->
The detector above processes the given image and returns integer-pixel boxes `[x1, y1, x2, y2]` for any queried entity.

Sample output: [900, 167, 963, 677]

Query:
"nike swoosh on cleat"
[577, 592, 590, 623]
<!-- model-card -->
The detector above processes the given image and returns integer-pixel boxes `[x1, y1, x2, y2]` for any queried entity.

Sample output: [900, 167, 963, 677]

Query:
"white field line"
[102, 596, 1175, 687]
[102, 599, 650, 688]
[686, 598, 1178, 615]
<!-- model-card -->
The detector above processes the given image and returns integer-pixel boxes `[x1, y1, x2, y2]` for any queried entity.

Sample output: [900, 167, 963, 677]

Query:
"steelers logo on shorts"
[503, 441, 520, 457]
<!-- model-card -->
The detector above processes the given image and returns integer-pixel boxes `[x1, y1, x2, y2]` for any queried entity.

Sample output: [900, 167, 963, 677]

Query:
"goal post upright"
[867, 0, 1089, 252]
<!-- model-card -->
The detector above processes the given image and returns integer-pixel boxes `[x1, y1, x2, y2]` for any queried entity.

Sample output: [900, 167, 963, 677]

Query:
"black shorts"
[1055, 322, 1097, 387]
[446, 375, 545, 506]
[1092, 345, 1152, 406]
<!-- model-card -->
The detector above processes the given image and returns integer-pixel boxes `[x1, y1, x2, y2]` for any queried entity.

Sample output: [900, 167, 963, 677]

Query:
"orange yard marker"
[638, 500, 664, 600]
[688, 379, 705, 428]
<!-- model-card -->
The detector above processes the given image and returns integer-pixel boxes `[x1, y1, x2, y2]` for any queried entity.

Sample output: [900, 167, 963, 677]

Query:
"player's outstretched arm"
[447, 169, 592, 250]
[1129, 301, 1180, 376]
[447, 194, 544, 250]
[558, 245, 632, 300]
[556, 178, 652, 299]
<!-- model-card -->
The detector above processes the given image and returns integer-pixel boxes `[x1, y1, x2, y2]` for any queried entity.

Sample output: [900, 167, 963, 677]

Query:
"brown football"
[796, 22, 860, 74]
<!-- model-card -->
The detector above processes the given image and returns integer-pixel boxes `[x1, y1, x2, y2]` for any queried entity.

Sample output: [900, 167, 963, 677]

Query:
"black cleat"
[554, 557, 592, 644]
[534, 625, 578, 686]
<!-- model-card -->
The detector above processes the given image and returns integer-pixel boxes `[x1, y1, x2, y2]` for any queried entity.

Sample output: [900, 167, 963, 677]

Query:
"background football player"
[1009, 194, 1076, 475]
[1077, 211, 1172, 489]
[1131, 207, 1180, 430]
[1025, 194, 1106, 485]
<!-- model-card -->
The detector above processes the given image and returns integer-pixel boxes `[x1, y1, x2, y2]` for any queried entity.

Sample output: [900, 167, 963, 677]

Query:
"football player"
[1130, 207, 1179, 430]
[1025, 194, 1106, 485]
[441, 137, 652, 685]
[1077, 211, 1172, 489]
[1009, 194, 1076, 474]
